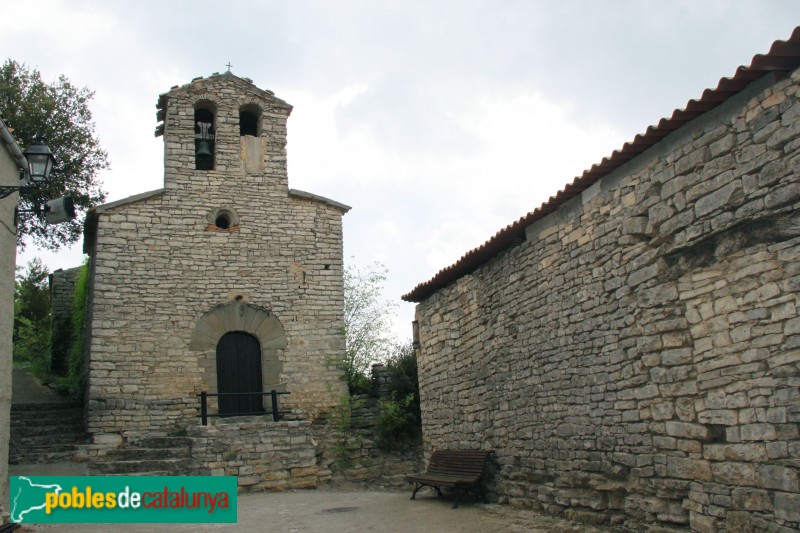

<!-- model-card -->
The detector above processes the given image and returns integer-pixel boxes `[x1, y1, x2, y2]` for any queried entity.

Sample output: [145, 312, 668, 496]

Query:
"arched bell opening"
[239, 108, 260, 137]
[194, 105, 216, 170]
[238, 104, 263, 173]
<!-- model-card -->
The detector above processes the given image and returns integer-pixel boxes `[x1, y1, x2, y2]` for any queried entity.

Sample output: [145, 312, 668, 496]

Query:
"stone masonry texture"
[82, 73, 350, 488]
[413, 70, 800, 530]
[0, 129, 20, 519]
[49, 266, 82, 376]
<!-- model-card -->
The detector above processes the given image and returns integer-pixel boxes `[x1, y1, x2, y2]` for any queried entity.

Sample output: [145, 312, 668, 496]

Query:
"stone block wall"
[325, 394, 422, 487]
[216, 357, 421, 490]
[49, 266, 83, 375]
[413, 70, 800, 530]
[310, 365, 423, 488]
[189, 420, 326, 491]
[0, 133, 20, 519]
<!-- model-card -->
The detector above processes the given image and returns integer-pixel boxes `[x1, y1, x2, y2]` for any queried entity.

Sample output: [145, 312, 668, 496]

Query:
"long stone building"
[81, 73, 351, 488]
[404, 29, 800, 531]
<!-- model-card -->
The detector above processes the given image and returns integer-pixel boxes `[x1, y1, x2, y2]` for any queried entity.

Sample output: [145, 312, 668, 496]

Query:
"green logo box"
[10, 476, 237, 524]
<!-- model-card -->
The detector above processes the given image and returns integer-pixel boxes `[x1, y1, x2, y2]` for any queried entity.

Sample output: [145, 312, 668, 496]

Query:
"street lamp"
[23, 136, 56, 184]
[0, 136, 56, 198]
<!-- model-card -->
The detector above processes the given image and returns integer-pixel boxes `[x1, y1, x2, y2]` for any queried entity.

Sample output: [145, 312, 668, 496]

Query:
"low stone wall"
[328, 394, 422, 487]
[85, 391, 422, 491]
[413, 69, 800, 531]
[189, 419, 326, 491]
[87, 397, 190, 437]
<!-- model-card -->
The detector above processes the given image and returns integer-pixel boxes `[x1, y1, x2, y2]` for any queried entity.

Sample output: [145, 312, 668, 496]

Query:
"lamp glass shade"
[24, 137, 55, 183]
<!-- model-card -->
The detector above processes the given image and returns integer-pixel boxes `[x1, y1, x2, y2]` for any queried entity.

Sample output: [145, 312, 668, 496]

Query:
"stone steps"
[129, 436, 193, 449]
[11, 410, 83, 422]
[92, 457, 195, 475]
[103, 471, 173, 477]
[90, 434, 196, 476]
[10, 402, 82, 414]
[11, 444, 82, 464]
[12, 422, 85, 437]
[9, 402, 88, 465]
[105, 446, 188, 461]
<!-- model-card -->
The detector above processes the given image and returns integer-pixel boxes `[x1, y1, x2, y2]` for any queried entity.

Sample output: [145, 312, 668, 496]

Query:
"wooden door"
[216, 331, 264, 416]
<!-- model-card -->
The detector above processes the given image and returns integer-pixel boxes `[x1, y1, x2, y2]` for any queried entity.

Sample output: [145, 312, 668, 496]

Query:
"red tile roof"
[402, 27, 800, 303]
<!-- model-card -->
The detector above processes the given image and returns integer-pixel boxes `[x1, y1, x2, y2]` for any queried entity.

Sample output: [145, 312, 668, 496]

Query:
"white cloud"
[8, 0, 800, 342]
[282, 82, 626, 340]
[3, 1, 118, 53]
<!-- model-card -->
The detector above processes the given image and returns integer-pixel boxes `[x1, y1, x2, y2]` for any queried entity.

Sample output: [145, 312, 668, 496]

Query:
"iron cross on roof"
[225, 62, 233, 72]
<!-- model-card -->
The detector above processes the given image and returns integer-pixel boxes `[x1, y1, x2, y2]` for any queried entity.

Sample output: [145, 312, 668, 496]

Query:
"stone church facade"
[405, 30, 800, 530]
[81, 73, 350, 487]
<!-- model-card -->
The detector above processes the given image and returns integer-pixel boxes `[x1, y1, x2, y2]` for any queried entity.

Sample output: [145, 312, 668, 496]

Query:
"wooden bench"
[404, 450, 492, 508]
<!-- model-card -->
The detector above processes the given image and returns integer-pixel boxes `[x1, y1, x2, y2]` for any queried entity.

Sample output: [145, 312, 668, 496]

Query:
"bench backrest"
[426, 450, 491, 479]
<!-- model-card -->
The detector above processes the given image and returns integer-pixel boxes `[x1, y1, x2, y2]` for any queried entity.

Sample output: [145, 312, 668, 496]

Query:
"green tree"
[342, 261, 397, 393]
[377, 342, 422, 450]
[13, 258, 51, 378]
[0, 59, 108, 250]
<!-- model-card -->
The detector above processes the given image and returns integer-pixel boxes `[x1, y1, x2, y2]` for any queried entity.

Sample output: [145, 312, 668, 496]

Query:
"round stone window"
[207, 207, 239, 231]
[215, 213, 231, 229]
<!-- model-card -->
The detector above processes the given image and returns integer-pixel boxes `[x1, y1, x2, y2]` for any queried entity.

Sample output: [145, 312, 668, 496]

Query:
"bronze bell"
[196, 140, 213, 158]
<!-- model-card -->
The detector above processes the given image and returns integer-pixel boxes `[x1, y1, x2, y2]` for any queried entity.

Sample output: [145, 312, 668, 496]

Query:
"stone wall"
[309, 365, 423, 488]
[83, 372, 421, 490]
[189, 419, 325, 491]
[84, 74, 349, 449]
[413, 70, 800, 531]
[0, 130, 20, 519]
[187, 366, 422, 490]
[192, 418, 365, 491]
[49, 266, 83, 376]
[326, 393, 422, 487]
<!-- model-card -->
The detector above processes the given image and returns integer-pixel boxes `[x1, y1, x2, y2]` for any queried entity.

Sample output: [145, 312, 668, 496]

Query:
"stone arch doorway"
[189, 301, 288, 415]
[216, 331, 263, 415]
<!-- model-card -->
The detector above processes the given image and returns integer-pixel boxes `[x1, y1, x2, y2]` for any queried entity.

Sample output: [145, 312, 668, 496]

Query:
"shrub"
[376, 343, 421, 450]
[377, 393, 420, 450]
[330, 394, 364, 467]
[13, 315, 51, 380]
[13, 258, 51, 381]
[348, 371, 372, 395]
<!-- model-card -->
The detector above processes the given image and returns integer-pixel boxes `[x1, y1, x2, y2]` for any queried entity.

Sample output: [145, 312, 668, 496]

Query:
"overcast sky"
[4, 1, 800, 340]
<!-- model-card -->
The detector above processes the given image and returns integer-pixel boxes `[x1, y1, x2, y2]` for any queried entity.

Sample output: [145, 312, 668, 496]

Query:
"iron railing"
[197, 390, 290, 426]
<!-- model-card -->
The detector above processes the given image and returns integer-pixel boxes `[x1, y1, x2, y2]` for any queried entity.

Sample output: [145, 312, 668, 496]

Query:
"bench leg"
[452, 488, 463, 509]
[452, 486, 483, 508]
[410, 483, 442, 501]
